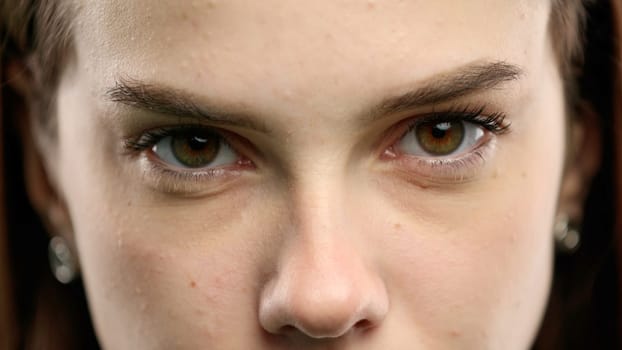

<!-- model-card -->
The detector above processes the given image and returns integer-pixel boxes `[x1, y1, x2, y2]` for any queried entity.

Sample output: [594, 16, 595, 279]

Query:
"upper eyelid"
[123, 124, 268, 168]
[405, 108, 510, 133]
[128, 123, 222, 139]
[124, 124, 229, 150]
[385, 105, 508, 139]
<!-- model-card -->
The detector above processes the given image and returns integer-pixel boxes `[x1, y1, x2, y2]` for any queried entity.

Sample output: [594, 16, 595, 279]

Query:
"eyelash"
[407, 105, 510, 134]
[125, 127, 208, 152]
[386, 104, 510, 182]
[123, 126, 251, 191]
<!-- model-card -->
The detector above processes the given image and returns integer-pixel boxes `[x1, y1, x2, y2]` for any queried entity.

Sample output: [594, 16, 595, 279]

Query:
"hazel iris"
[415, 121, 465, 156]
[171, 132, 220, 168]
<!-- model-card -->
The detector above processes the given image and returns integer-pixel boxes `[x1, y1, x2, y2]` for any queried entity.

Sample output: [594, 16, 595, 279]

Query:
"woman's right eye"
[150, 129, 238, 169]
[123, 127, 254, 194]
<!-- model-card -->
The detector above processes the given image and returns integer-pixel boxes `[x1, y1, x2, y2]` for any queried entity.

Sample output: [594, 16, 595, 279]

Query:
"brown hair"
[0, 1, 618, 349]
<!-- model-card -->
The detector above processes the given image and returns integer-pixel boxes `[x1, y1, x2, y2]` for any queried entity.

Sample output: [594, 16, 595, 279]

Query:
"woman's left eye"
[398, 120, 486, 157]
[150, 129, 237, 169]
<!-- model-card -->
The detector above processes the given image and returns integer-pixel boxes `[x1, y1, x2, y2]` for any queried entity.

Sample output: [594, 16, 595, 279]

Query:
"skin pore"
[22, 0, 592, 349]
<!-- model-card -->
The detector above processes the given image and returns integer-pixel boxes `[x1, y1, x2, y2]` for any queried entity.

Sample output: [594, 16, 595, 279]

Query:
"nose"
[258, 228, 389, 339]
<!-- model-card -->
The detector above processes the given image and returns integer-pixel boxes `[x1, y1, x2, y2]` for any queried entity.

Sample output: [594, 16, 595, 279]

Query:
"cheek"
[67, 190, 283, 348]
[372, 178, 557, 347]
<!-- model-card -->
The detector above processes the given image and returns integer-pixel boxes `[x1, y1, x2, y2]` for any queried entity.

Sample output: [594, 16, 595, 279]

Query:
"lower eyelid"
[145, 148, 253, 175]
[137, 153, 249, 196]
[387, 136, 496, 184]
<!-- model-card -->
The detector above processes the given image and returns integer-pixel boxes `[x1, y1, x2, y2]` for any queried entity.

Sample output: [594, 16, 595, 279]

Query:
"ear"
[557, 103, 602, 224]
[5, 59, 73, 240]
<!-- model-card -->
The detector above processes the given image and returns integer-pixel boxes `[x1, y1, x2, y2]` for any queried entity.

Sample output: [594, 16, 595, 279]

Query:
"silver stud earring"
[554, 213, 581, 253]
[48, 236, 78, 284]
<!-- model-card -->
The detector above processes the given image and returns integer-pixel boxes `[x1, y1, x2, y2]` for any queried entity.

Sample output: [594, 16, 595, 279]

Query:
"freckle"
[127, 200, 132, 207]
[521, 172, 527, 179]
[393, 223, 401, 230]
[190, 280, 197, 288]
[449, 330, 461, 338]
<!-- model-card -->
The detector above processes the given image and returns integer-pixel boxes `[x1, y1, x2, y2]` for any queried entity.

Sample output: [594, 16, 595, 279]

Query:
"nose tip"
[258, 252, 389, 340]
[260, 279, 385, 339]
[290, 293, 382, 338]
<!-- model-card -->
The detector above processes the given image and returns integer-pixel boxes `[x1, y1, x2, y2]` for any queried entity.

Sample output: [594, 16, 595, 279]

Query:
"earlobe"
[557, 102, 602, 232]
[12, 70, 72, 241]
[21, 129, 80, 283]
[21, 118, 70, 237]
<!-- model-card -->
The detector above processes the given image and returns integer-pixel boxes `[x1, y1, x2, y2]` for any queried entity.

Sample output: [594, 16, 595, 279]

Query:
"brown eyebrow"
[105, 61, 522, 132]
[105, 78, 270, 133]
[370, 61, 523, 118]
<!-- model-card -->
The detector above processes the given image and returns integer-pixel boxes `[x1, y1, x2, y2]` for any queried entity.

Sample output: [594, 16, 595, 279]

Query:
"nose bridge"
[258, 176, 388, 339]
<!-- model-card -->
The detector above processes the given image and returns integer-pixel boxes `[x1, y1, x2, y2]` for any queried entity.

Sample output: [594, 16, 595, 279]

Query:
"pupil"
[431, 122, 452, 139]
[188, 136, 208, 150]
[431, 126, 447, 139]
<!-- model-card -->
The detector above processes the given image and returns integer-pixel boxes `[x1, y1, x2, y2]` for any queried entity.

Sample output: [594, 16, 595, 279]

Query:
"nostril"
[275, 318, 365, 339]
[353, 319, 374, 332]
[258, 244, 390, 341]
[279, 325, 297, 335]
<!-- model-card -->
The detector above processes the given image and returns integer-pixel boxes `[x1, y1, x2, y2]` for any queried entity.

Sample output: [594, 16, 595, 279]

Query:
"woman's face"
[46, 0, 566, 349]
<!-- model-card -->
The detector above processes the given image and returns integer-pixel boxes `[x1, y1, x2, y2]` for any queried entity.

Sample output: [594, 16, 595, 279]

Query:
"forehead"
[73, 0, 550, 109]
